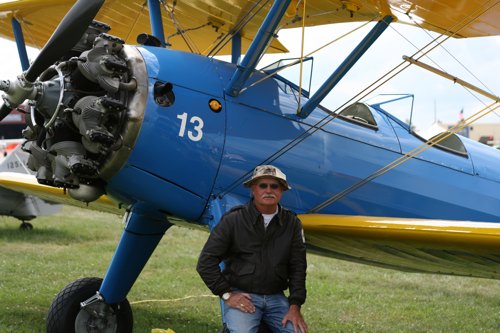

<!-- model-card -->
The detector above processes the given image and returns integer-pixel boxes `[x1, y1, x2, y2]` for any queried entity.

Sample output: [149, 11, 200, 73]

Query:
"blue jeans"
[224, 292, 297, 333]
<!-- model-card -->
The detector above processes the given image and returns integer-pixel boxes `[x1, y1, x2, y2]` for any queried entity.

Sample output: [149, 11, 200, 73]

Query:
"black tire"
[19, 222, 34, 230]
[46, 277, 133, 333]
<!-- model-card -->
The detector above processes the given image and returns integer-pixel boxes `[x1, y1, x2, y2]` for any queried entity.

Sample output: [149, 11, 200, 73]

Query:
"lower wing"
[299, 214, 500, 279]
[2, 171, 498, 278]
[0, 172, 122, 215]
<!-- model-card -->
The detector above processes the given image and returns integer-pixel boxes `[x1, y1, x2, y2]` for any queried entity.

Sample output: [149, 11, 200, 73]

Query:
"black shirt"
[196, 200, 307, 306]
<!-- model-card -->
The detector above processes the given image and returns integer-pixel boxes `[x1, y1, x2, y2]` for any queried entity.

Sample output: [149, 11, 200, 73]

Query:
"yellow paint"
[0, 172, 123, 215]
[208, 99, 222, 112]
[299, 214, 500, 247]
[342, 0, 362, 13]
[0, 0, 497, 54]
[3, 169, 500, 278]
[299, 214, 500, 279]
[285, 0, 304, 18]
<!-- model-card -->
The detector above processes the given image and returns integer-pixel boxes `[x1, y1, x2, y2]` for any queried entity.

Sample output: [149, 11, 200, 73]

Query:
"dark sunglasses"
[258, 183, 280, 190]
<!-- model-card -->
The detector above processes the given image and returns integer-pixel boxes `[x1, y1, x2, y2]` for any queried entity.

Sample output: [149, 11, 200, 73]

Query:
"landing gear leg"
[46, 203, 171, 332]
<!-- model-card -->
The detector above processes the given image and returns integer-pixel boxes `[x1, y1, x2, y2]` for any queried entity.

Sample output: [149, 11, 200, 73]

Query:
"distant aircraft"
[0, 138, 22, 157]
[0, 0, 499, 332]
[0, 107, 27, 157]
[0, 140, 62, 229]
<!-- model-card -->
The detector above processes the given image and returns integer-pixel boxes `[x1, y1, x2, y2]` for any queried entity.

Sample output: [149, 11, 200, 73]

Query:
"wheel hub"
[75, 301, 117, 333]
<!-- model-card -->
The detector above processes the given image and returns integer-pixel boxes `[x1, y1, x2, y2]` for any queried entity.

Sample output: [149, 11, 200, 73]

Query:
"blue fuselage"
[106, 46, 500, 223]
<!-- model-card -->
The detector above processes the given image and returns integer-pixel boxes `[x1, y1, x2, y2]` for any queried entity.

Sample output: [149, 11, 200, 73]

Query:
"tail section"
[0, 140, 31, 174]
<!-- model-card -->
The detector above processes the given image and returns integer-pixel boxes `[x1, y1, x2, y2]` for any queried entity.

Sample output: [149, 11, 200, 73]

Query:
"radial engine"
[1, 21, 147, 203]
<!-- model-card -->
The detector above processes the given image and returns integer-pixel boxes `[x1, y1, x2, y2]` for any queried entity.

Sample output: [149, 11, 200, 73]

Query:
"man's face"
[251, 177, 283, 212]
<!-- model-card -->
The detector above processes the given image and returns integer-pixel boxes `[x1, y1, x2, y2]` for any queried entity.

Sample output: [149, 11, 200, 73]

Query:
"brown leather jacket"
[196, 200, 307, 306]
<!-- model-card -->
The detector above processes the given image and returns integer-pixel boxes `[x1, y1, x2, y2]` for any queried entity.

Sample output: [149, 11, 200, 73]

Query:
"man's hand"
[225, 292, 256, 313]
[282, 304, 308, 333]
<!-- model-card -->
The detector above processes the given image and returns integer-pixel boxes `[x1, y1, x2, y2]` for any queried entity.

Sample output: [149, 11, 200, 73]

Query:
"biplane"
[0, 143, 61, 229]
[0, 108, 62, 228]
[0, 0, 499, 332]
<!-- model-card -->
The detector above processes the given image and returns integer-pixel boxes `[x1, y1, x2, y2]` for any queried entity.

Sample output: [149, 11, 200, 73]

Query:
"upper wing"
[299, 214, 500, 279]
[0, 0, 498, 55]
[0, 172, 123, 215]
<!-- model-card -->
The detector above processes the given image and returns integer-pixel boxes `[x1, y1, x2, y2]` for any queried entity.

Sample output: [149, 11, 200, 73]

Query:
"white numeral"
[177, 112, 204, 142]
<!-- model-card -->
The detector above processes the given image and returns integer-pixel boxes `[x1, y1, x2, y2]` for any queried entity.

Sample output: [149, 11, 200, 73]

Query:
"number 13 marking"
[177, 112, 204, 142]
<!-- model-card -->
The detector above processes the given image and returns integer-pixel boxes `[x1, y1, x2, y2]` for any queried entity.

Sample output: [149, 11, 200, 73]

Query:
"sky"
[0, 21, 499, 131]
[258, 22, 500, 131]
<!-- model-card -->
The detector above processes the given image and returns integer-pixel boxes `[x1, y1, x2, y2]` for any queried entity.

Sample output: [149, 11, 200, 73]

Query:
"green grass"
[1, 206, 500, 332]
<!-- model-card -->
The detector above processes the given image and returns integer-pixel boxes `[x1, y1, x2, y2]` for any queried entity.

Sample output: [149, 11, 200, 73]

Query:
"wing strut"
[225, 0, 292, 97]
[298, 15, 393, 118]
[11, 18, 29, 71]
[148, 0, 166, 47]
[232, 32, 242, 65]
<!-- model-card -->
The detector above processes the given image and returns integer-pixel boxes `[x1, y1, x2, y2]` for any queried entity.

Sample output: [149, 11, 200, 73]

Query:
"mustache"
[262, 194, 277, 199]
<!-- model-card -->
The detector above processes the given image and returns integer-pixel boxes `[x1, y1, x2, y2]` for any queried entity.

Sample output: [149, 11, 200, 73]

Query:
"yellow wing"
[299, 214, 500, 279]
[3, 171, 500, 278]
[0, 172, 123, 215]
[0, 0, 498, 55]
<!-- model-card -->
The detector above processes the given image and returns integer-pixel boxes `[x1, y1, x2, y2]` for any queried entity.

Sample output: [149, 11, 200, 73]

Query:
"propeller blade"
[24, 0, 105, 83]
[0, 101, 12, 121]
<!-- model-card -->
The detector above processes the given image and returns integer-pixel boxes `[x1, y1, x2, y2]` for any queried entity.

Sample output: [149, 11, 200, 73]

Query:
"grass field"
[2, 206, 500, 332]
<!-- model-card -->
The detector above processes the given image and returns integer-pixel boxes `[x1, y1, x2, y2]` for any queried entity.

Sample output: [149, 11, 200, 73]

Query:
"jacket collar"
[248, 200, 283, 226]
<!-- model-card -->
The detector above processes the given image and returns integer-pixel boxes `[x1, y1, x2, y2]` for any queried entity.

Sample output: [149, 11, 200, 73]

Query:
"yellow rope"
[130, 294, 217, 305]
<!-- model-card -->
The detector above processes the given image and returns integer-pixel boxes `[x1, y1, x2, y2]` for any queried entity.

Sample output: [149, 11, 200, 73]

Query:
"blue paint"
[147, 0, 166, 47]
[108, 48, 226, 221]
[107, 46, 500, 223]
[205, 197, 227, 321]
[11, 18, 29, 71]
[225, 0, 291, 97]
[231, 32, 241, 65]
[107, 164, 207, 220]
[95, 41, 500, 309]
[299, 16, 393, 117]
[99, 203, 171, 304]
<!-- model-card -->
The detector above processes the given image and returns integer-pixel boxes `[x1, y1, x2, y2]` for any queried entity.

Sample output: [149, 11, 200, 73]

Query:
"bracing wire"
[239, 19, 375, 94]
[309, 101, 500, 213]
[207, 0, 270, 58]
[297, 0, 307, 109]
[160, 0, 200, 54]
[125, 2, 147, 43]
[218, 18, 415, 197]
[307, 2, 500, 213]
[217, 3, 495, 199]
[393, 0, 499, 98]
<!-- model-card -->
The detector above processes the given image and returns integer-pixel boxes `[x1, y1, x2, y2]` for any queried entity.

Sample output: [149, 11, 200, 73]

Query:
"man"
[197, 165, 308, 333]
